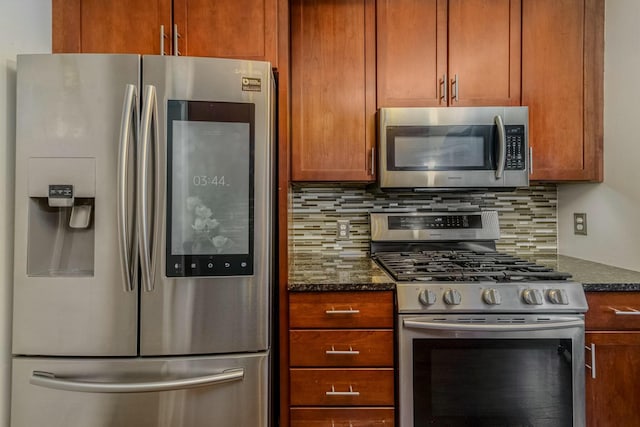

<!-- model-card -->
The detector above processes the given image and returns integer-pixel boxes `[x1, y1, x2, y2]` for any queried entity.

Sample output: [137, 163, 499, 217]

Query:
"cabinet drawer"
[586, 292, 640, 330]
[290, 368, 394, 406]
[290, 292, 394, 329]
[290, 407, 395, 426]
[290, 330, 394, 367]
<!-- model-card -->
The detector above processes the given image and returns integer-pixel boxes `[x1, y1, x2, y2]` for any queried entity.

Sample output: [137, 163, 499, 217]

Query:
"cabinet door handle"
[451, 73, 459, 101]
[585, 344, 596, 379]
[325, 346, 360, 355]
[439, 74, 448, 104]
[529, 146, 534, 175]
[610, 307, 640, 315]
[159, 25, 168, 55]
[325, 307, 360, 315]
[370, 147, 376, 176]
[325, 385, 360, 396]
[173, 24, 181, 56]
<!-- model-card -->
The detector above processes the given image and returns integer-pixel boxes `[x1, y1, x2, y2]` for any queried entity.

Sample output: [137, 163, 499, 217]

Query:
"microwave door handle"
[117, 84, 138, 293]
[494, 114, 506, 179]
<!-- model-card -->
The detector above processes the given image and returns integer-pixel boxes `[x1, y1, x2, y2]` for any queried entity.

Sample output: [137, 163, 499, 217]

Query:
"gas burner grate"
[373, 250, 572, 282]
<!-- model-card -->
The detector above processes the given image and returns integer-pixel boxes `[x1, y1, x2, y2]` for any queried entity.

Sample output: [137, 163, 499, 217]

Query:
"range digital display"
[388, 215, 482, 230]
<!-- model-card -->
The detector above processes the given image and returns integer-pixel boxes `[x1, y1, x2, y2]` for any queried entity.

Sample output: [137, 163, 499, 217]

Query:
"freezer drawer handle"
[30, 368, 244, 393]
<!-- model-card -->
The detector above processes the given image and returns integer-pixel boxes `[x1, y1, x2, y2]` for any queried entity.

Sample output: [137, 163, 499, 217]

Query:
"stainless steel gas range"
[370, 211, 587, 427]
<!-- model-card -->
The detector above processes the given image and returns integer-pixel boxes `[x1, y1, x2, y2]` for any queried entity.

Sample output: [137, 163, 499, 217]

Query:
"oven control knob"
[443, 289, 462, 305]
[418, 289, 437, 306]
[522, 288, 544, 305]
[547, 289, 569, 305]
[482, 288, 502, 305]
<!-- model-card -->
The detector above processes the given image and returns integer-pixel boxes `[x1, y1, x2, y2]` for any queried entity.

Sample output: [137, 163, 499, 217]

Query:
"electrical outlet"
[336, 219, 350, 239]
[573, 213, 587, 235]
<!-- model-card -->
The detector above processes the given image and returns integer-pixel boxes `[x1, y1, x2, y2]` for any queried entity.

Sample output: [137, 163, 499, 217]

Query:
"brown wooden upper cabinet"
[52, 0, 277, 64]
[377, 0, 521, 108]
[290, 0, 376, 182]
[522, 0, 603, 181]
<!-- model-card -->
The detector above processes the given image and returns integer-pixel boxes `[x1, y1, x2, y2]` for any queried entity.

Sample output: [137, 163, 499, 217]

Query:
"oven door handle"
[403, 318, 584, 332]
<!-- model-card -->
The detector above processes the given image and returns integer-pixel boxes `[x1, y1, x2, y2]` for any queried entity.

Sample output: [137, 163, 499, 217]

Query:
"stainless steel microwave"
[378, 106, 529, 190]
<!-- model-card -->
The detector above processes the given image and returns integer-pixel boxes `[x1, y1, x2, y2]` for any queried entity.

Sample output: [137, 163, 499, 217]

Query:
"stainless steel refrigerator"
[11, 54, 274, 427]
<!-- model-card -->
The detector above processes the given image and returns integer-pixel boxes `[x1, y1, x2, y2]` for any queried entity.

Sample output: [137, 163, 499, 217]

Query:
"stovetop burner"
[370, 211, 588, 313]
[373, 250, 572, 283]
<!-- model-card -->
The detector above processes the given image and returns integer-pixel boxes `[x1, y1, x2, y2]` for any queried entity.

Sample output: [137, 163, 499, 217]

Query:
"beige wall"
[0, 1, 51, 425]
[558, 0, 640, 271]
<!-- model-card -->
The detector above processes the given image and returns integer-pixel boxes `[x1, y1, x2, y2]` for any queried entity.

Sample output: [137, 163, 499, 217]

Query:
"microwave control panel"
[505, 125, 526, 170]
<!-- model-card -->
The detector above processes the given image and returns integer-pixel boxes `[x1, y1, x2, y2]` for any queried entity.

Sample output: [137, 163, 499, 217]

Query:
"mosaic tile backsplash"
[291, 183, 558, 265]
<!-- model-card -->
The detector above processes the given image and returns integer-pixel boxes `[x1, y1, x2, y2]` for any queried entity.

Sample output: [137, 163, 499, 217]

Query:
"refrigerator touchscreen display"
[166, 100, 254, 277]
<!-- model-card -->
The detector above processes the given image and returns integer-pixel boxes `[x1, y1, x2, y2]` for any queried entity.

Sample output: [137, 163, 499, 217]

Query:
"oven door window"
[387, 125, 496, 171]
[413, 339, 573, 426]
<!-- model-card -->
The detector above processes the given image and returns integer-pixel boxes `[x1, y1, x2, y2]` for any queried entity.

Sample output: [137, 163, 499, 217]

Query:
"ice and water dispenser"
[26, 157, 95, 277]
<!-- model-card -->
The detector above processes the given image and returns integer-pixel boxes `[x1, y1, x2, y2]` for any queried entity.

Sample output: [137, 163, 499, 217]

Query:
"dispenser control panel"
[48, 184, 73, 198]
[48, 184, 74, 207]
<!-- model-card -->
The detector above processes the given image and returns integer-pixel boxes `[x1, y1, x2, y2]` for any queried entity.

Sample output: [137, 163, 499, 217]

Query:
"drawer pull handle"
[325, 307, 360, 315]
[326, 346, 360, 356]
[609, 307, 640, 316]
[326, 385, 360, 397]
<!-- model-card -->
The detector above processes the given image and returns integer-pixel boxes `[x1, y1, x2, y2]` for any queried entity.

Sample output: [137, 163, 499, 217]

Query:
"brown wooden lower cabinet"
[585, 292, 640, 427]
[290, 407, 395, 426]
[289, 291, 394, 329]
[288, 291, 395, 426]
[290, 368, 394, 406]
[585, 332, 640, 426]
[289, 330, 394, 367]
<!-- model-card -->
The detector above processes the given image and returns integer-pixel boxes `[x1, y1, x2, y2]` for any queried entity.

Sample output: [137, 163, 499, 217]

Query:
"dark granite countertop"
[288, 254, 395, 292]
[288, 253, 640, 293]
[555, 255, 640, 292]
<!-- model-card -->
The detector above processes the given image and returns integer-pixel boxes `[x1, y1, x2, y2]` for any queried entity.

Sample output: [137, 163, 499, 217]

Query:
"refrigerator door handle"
[139, 84, 158, 292]
[30, 368, 244, 393]
[117, 84, 139, 293]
